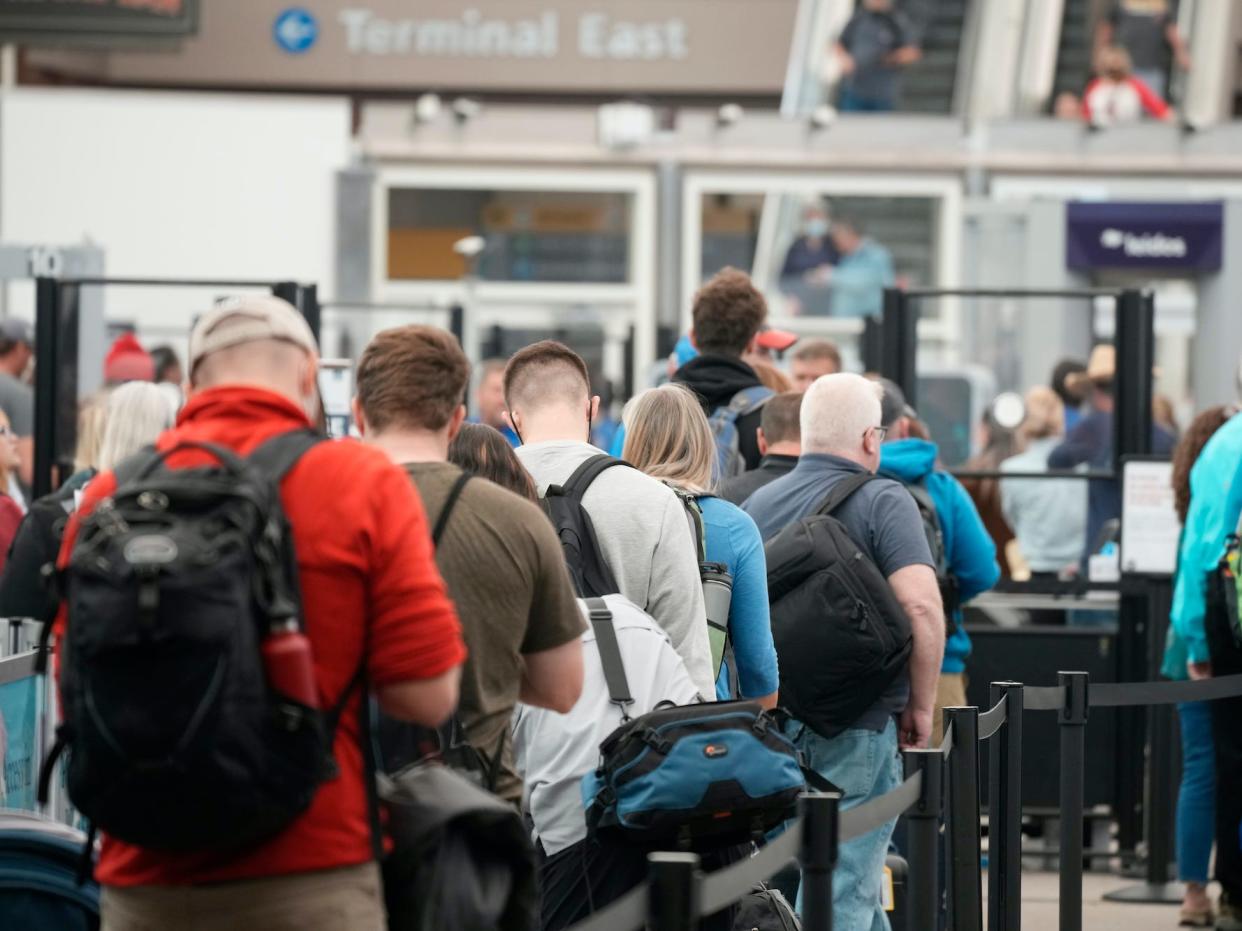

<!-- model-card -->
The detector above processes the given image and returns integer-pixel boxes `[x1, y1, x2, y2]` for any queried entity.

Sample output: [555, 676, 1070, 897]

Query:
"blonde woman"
[1000, 386, 1087, 577]
[622, 383, 778, 707]
[0, 382, 174, 621]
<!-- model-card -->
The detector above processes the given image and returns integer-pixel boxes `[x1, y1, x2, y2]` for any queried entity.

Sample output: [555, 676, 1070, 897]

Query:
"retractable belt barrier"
[563, 671, 1242, 931]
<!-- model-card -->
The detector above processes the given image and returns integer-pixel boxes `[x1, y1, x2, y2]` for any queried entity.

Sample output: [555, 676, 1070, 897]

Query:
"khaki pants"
[101, 862, 384, 931]
[933, 672, 968, 747]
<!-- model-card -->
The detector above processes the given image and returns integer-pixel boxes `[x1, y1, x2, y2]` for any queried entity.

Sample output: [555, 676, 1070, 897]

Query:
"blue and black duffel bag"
[0, 811, 99, 930]
[579, 598, 832, 851]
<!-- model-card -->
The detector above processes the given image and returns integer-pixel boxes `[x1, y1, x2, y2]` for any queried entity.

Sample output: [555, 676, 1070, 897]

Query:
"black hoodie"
[673, 354, 766, 471]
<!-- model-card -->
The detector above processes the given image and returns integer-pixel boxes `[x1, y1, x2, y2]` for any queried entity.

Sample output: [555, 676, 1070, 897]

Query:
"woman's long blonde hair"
[622, 383, 716, 494]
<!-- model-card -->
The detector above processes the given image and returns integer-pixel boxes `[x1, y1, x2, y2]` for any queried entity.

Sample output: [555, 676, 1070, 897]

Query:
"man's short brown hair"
[760, 391, 803, 446]
[792, 338, 842, 371]
[504, 340, 591, 412]
[356, 325, 469, 432]
[692, 267, 768, 357]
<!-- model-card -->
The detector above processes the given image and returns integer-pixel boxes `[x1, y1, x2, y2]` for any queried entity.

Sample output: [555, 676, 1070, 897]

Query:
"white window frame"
[371, 163, 657, 392]
[681, 169, 964, 356]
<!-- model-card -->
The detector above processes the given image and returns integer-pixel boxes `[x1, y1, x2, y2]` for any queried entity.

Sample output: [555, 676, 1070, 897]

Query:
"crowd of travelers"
[0, 257, 1238, 931]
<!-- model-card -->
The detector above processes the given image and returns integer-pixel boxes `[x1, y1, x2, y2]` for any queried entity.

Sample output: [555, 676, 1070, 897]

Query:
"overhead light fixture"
[452, 97, 484, 123]
[412, 93, 442, 126]
[716, 103, 744, 128]
[809, 104, 838, 130]
[453, 235, 487, 259]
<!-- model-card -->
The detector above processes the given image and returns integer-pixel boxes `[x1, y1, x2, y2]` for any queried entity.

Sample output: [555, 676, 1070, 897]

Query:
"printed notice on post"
[1121, 459, 1180, 576]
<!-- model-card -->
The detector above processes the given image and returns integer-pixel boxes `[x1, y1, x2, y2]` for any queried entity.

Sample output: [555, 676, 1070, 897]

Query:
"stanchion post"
[799, 791, 841, 931]
[988, 682, 1024, 931]
[33, 277, 61, 500]
[648, 852, 701, 931]
[945, 706, 982, 931]
[904, 748, 943, 930]
[1058, 672, 1089, 931]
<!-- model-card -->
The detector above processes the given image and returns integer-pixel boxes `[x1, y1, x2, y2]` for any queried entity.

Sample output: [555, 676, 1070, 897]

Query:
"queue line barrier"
[564, 671, 1242, 931]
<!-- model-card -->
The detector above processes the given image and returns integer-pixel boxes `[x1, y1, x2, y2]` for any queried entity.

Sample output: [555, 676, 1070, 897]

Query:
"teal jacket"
[1168, 413, 1242, 669]
[880, 439, 1001, 674]
[831, 239, 895, 318]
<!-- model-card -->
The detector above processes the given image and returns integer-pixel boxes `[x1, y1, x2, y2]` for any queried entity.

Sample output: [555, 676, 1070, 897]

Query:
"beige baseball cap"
[188, 294, 318, 374]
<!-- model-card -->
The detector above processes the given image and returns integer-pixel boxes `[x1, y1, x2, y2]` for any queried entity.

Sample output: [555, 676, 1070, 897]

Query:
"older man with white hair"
[744, 373, 945, 931]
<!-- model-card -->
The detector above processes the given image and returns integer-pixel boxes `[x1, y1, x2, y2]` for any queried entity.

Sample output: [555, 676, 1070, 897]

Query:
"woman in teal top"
[622, 383, 779, 707]
[1164, 404, 1238, 927]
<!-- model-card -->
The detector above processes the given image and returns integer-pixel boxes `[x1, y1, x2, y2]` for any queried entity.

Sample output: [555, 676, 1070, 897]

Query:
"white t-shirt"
[512, 594, 701, 855]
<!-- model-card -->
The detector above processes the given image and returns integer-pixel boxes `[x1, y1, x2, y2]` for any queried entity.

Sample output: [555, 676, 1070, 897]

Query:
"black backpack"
[904, 480, 961, 617]
[764, 473, 913, 738]
[40, 430, 360, 853]
[541, 454, 626, 598]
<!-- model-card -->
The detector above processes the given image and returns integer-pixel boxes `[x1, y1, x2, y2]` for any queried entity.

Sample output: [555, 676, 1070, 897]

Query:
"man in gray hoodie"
[507, 341, 714, 699]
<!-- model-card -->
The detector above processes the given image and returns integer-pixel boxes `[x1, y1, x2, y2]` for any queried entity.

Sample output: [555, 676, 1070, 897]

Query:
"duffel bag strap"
[585, 597, 634, 723]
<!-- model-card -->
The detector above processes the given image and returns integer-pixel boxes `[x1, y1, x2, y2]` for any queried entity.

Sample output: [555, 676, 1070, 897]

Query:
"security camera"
[716, 103, 744, 128]
[452, 98, 483, 123]
[810, 105, 838, 130]
[413, 93, 441, 125]
[453, 236, 487, 259]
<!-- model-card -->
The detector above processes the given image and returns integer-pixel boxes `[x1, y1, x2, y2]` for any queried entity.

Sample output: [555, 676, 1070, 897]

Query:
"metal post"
[647, 852, 701, 931]
[271, 280, 300, 311]
[449, 303, 465, 347]
[799, 791, 841, 931]
[861, 315, 884, 374]
[33, 277, 61, 499]
[300, 283, 321, 344]
[880, 287, 919, 411]
[904, 748, 943, 930]
[945, 706, 982, 931]
[988, 682, 1024, 931]
[1112, 288, 1155, 467]
[1058, 672, 1089, 931]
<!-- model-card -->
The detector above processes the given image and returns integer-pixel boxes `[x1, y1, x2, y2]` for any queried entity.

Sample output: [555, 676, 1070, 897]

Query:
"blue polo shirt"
[743, 453, 934, 730]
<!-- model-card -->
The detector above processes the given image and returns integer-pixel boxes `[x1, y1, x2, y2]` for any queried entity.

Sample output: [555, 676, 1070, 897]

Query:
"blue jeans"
[837, 86, 897, 113]
[1177, 701, 1215, 883]
[790, 718, 901, 931]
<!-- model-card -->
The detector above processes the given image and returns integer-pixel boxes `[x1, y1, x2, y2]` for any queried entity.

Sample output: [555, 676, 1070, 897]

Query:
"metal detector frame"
[871, 286, 1175, 897]
[32, 277, 319, 500]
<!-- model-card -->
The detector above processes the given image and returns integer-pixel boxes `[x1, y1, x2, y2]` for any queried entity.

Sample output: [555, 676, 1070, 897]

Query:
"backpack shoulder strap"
[669, 486, 707, 563]
[247, 429, 324, 482]
[905, 480, 942, 530]
[555, 454, 627, 500]
[714, 385, 773, 422]
[111, 445, 161, 489]
[431, 473, 472, 547]
[585, 597, 634, 720]
[813, 471, 877, 517]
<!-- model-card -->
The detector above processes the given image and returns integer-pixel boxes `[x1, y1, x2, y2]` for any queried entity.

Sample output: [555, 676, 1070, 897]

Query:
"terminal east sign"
[338, 8, 689, 62]
[31, 0, 798, 95]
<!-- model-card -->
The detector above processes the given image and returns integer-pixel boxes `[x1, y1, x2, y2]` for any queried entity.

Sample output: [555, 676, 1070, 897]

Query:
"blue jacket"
[699, 496, 780, 701]
[880, 439, 1001, 674]
[1170, 414, 1242, 666]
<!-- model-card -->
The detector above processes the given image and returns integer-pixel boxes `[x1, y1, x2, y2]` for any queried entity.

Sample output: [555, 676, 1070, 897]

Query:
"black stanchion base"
[1101, 881, 1185, 904]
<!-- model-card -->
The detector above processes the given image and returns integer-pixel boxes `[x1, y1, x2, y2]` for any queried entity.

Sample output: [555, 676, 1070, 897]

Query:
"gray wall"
[1192, 198, 1242, 406]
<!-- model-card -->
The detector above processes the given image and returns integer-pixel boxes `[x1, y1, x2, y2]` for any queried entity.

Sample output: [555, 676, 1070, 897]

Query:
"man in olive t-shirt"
[354, 325, 585, 802]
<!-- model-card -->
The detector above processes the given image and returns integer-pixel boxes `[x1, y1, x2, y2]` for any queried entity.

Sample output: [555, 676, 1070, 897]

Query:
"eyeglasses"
[865, 425, 888, 443]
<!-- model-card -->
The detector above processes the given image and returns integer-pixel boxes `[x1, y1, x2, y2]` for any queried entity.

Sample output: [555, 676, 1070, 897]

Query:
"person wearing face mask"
[510, 340, 714, 699]
[781, 203, 840, 317]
